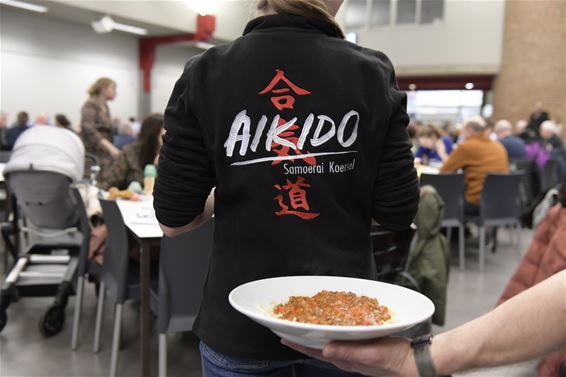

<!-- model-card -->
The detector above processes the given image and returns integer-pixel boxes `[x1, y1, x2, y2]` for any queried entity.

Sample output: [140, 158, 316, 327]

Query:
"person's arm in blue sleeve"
[153, 60, 216, 237]
[372, 60, 420, 230]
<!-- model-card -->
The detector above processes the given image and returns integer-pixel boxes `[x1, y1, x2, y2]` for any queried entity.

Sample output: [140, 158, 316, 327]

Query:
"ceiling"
[0, 0, 255, 41]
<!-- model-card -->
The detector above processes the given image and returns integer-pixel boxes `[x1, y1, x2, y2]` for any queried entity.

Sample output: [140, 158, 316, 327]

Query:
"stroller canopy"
[4, 126, 85, 182]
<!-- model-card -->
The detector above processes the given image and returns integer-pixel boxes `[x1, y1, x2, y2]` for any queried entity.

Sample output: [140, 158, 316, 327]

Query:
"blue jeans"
[200, 342, 366, 377]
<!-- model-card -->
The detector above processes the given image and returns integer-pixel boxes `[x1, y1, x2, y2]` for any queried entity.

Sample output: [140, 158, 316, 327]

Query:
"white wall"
[150, 46, 201, 114]
[0, 8, 139, 126]
[342, 0, 506, 76]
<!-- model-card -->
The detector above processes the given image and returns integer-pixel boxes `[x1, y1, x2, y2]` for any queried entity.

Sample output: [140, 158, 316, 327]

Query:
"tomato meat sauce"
[273, 290, 391, 326]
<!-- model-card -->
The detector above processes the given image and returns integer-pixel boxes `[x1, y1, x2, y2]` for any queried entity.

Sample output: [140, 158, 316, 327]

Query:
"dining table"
[116, 198, 162, 377]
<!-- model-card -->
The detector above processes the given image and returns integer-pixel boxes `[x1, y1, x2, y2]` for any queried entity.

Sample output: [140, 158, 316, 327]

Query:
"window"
[407, 90, 484, 123]
[370, 0, 391, 26]
[420, 0, 444, 24]
[396, 0, 416, 24]
[345, 0, 368, 29]
[344, 0, 444, 29]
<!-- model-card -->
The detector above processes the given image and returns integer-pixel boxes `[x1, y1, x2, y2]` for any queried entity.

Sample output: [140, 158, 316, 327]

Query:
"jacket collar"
[243, 13, 342, 39]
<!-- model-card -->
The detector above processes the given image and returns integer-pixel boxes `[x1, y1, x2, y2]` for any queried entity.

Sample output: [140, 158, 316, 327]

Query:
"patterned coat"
[80, 97, 114, 185]
[101, 142, 143, 190]
[498, 204, 566, 377]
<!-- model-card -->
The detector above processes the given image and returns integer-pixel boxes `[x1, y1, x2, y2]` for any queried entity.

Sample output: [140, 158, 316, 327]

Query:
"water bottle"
[143, 164, 157, 195]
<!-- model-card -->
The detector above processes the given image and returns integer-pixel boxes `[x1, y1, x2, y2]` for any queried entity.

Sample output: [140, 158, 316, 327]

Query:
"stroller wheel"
[0, 311, 6, 333]
[39, 305, 65, 338]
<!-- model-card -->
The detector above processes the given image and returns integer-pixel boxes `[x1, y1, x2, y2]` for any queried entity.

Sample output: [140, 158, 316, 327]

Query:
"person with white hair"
[440, 117, 509, 216]
[539, 120, 566, 178]
[494, 119, 526, 160]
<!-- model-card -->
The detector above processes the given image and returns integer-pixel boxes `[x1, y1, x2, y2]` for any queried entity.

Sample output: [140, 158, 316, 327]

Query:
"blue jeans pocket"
[200, 342, 273, 373]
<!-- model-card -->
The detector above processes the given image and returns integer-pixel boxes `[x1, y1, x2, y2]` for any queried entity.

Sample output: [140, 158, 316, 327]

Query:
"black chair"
[371, 224, 418, 290]
[150, 219, 214, 377]
[70, 187, 101, 350]
[509, 159, 538, 207]
[539, 160, 560, 193]
[466, 173, 523, 272]
[419, 173, 466, 269]
[95, 199, 157, 377]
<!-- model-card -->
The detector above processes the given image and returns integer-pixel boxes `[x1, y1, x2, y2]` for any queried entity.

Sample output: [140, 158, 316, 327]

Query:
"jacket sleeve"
[153, 60, 216, 228]
[372, 58, 419, 230]
[439, 143, 467, 173]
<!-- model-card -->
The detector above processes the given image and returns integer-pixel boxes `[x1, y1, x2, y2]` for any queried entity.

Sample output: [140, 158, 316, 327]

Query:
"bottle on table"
[143, 164, 157, 195]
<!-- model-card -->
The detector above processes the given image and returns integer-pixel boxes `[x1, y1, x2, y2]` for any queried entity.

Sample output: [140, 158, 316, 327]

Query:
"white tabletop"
[116, 198, 163, 239]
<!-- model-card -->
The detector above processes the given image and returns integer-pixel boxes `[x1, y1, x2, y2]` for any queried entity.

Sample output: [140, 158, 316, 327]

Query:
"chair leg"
[110, 303, 124, 377]
[93, 282, 106, 353]
[159, 333, 167, 377]
[479, 226, 485, 272]
[71, 275, 85, 350]
[446, 227, 452, 245]
[458, 225, 465, 270]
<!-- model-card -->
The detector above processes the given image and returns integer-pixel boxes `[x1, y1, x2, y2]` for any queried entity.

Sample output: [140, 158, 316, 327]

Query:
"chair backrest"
[72, 187, 92, 276]
[157, 219, 214, 334]
[481, 173, 523, 222]
[7, 171, 78, 229]
[371, 225, 415, 283]
[540, 160, 560, 193]
[509, 158, 538, 205]
[99, 199, 130, 302]
[419, 173, 465, 222]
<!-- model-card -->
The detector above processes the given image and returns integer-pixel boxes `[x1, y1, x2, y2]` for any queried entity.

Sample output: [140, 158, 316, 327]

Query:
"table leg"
[140, 240, 151, 377]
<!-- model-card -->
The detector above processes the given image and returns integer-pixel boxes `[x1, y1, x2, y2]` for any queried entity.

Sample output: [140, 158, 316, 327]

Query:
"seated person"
[113, 122, 137, 150]
[495, 119, 527, 160]
[101, 114, 164, 190]
[539, 120, 566, 178]
[440, 117, 509, 216]
[415, 124, 453, 164]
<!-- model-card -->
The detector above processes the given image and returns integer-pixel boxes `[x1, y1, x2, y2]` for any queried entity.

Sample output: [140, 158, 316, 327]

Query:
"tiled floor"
[0, 227, 538, 377]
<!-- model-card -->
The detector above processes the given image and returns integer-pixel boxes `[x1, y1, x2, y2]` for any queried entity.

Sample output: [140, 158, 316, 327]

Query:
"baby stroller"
[0, 126, 86, 337]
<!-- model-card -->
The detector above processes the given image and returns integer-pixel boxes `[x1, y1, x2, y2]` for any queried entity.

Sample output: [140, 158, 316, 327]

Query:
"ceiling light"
[465, 82, 474, 90]
[195, 41, 215, 50]
[0, 0, 48, 13]
[185, 0, 220, 16]
[91, 15, 147, 36]
[112, 22, 147, 35]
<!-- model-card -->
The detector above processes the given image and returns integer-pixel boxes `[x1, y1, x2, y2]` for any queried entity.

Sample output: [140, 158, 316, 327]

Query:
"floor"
[0, 227, 538, 377]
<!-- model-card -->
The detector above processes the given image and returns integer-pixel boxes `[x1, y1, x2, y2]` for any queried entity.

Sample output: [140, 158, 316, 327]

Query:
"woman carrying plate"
[153, 0, 419, 376]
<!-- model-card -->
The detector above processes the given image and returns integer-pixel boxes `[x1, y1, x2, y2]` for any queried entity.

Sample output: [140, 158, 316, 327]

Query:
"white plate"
[229, 275, 434, 349]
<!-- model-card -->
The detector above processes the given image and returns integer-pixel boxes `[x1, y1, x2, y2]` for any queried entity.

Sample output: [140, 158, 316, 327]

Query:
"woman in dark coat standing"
[80, 77, 119, 186]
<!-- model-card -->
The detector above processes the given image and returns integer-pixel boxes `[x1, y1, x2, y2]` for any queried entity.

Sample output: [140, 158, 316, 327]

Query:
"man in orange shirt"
[440, 117, 509, 216]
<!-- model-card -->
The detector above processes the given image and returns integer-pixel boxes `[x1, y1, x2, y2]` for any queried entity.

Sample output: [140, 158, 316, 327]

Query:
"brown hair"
[417, 124, 443, 139]
[88, 77, 116, 97]
[138, 113, 164, 169]
[257, 0, 344, 39]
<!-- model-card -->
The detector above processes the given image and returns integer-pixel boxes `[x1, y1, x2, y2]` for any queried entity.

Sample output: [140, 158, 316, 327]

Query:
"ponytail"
[257, 0, 344, 39]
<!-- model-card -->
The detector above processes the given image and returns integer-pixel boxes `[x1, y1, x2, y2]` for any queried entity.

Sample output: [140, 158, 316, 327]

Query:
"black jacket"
[154, 13, 419, 360]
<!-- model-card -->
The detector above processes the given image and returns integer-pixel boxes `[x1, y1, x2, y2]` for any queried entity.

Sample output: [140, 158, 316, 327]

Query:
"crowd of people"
[0, 77, 162, 192]
[410, 102, 565, 218]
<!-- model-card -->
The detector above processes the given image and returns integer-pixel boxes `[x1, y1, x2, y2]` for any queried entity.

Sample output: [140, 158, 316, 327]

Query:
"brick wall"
[492, 0, 566, 138]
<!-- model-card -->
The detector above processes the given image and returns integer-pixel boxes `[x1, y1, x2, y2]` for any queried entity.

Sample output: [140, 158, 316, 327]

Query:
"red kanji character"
[259, 69, 311, 111]
[274, 177, 319, 220]
[271, 119, 316, 166]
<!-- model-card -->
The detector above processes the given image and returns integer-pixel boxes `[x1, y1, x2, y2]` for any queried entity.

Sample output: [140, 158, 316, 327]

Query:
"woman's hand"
[282, 337, 419, 377]
[101, 139, 121, 159]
